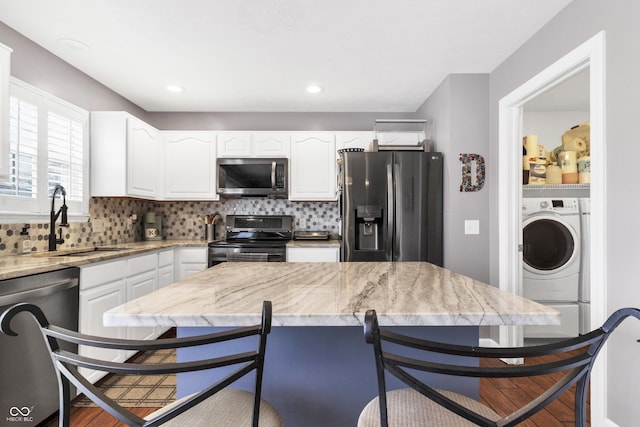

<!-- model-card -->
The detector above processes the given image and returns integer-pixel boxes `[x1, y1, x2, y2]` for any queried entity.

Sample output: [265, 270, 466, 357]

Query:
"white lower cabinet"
[287, 246, 340, 262]
[78, 247, 207, 382]
[158, 249, 175, 288]
[175, 247, 208, 280]
[79, 260, 127, 383]
[125, 254, 158, 352]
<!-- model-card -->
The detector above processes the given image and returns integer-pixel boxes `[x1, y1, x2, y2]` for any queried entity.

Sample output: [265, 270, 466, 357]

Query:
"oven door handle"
[227, 252, 270, 262]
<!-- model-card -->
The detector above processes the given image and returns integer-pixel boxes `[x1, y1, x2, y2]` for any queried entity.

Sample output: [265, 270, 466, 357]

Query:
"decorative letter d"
[459, 154, 485, 192]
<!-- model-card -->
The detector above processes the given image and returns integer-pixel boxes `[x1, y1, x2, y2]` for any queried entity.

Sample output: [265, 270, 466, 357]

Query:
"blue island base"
[177, 326, 479, 427]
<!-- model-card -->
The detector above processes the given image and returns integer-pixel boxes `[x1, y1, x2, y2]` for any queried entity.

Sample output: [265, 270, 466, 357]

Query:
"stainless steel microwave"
[217, 158, 288, 198]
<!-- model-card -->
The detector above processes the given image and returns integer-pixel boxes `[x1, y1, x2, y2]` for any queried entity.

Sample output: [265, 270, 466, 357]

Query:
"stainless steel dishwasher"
[0, 267, 80, 426]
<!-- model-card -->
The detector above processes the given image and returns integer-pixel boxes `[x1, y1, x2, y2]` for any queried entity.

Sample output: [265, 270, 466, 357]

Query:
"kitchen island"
[105, 262, 558, 426]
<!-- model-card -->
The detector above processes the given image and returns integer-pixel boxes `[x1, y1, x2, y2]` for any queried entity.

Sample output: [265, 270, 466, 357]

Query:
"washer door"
[523, 215, 577, 274]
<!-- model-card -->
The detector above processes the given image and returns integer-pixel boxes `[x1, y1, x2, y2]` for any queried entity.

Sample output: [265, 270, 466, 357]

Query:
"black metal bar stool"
[358, 307, 640, 427]
[1, 301, 284, 427]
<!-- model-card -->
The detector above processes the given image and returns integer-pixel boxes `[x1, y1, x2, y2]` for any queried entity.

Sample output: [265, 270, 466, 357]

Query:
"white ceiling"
[0, 0, 573, 112]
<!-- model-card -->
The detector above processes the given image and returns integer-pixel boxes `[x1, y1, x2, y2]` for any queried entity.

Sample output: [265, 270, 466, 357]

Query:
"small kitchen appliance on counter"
[143, 212, 162, 241]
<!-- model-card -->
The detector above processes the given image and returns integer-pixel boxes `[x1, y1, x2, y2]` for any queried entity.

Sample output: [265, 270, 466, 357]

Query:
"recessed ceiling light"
[58, 38, 91, 51]
[306, 85, 323, 94]
[166, 85, 185, 93]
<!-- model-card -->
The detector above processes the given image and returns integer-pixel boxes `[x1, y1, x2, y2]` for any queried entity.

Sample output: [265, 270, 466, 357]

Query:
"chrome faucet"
[49, 184, 69, 251]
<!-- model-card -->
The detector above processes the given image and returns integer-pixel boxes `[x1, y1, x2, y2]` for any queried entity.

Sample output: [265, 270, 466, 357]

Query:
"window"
[0, 79, 89, 220]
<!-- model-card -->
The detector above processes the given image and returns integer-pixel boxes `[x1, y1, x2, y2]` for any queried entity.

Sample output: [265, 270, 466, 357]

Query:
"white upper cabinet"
[252, 132, 290, 157]
[375, 131, 424, 146]
[217, 131, 290, 157]
[289, 133, 336, 201]
[127, 116, 160, 198]
[217, 132, 251, 157]
[91, 111, 160, 199]
[335, 132, 374, 159]
[163, 131, 218, 200]
[0, 43, 12, 180]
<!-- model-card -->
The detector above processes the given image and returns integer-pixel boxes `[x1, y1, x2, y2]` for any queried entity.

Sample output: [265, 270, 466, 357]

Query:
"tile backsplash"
[0, 197, 340, 256]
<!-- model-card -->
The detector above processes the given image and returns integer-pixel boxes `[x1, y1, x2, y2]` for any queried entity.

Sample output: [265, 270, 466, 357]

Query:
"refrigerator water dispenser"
[356, 206, 382, 250]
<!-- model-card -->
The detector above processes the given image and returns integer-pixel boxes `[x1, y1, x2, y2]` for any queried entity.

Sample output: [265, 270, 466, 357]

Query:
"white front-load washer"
[522, 198, 581, 302]
[522, 198, 581, 339]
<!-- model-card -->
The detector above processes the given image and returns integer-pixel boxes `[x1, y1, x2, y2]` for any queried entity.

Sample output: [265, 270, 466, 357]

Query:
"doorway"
[497, 31, 605, 422]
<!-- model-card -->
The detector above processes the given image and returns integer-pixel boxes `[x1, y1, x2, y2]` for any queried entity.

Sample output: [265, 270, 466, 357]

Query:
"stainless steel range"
[207, 215, 292, 267]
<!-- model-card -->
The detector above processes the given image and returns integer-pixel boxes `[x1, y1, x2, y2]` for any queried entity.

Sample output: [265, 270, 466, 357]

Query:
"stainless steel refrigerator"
[340, 151, 443, 265]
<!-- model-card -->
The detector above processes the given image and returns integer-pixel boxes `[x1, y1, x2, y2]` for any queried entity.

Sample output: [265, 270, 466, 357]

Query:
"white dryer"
[522, 198, 581, 339]
[522, 198, 581, 301]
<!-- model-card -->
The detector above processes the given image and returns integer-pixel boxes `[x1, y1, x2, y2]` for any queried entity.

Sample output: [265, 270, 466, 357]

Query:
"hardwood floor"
[480, 353, 590, 426]
[41, 406, 159, 427]
[43, 353, 590, 426]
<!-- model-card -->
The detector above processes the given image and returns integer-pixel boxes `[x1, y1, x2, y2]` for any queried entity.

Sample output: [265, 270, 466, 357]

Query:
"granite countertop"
[104, 261, 560, 328]
[286, 239, 341, 248]
[0, 240, 208, 281]
[1, 239, 340, 280]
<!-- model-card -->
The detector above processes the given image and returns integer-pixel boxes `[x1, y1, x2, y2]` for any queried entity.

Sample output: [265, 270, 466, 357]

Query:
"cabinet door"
[79, 280, 126, 383]
[217, 132, 251, 157]
[287, 247, 340, 262]
[0, 43, 11, 180]
[126, 270, 158, 344]
[127, 116, 159, 198]
[335, 132, 373, 159]
[290, 133, 336, 201]
[90, 112, 128, 196]
[376, 131, 424, 146]
[158, 249, 175, 288]
[163, 131, 218, 200]
[252, 132, 290, 157]
[176, 247, 207, 280]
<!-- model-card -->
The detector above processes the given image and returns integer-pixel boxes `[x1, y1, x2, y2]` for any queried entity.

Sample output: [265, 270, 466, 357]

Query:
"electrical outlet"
[464, 220, 480, 235]
[22, 239, 31, 253]
[93, 219, 104, 232]
[298, 217, 306, 229]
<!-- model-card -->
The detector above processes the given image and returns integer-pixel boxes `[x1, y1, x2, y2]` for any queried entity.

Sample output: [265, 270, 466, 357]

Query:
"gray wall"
[415, 74, 490, 282]
[488, 0, 640, 424]
[146, 111, 416, 131]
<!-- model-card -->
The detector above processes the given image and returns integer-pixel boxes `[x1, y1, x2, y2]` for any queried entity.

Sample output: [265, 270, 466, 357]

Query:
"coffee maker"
[143, 212, 162, 241]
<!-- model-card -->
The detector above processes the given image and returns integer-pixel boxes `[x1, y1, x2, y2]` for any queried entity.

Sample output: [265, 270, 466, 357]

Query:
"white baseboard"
[479, 338, 500, 348]
[479, 337, 523, 365]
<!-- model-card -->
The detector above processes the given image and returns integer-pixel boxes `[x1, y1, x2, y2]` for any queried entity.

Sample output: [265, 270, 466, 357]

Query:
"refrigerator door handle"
[386, 163, 394, 260]
[393, 162, 401, 260]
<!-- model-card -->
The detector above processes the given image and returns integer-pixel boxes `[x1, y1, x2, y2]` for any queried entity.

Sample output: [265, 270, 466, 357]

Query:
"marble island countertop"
[104, 261, 560, 328]
[0, 240, 208, 280]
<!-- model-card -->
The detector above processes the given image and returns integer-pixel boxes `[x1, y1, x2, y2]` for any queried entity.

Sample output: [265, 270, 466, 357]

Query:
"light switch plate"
[465, 220, 480, 235]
